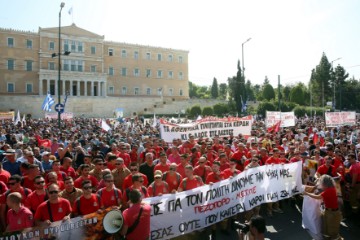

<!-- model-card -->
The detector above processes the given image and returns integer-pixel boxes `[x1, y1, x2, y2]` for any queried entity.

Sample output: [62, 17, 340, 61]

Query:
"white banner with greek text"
[325, 111, 356, 127]
[159, 116, 252, 142]
[144, 161, 303, 240]
[266, 111, 295, 127]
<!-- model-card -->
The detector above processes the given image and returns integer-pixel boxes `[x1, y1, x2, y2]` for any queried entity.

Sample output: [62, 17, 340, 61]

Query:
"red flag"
[308, 126, 313, 135]
[267, 121, 281, 133]
[313, 133, 318, 144]
[319, 137, 325, 147]
[35, 135, 52, 148]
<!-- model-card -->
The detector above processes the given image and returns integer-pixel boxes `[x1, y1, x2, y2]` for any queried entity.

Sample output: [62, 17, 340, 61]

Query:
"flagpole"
[58, 3, 65, 130]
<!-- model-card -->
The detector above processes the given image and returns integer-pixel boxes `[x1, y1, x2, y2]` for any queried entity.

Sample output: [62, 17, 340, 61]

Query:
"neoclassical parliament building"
[0, 24, 189, 117]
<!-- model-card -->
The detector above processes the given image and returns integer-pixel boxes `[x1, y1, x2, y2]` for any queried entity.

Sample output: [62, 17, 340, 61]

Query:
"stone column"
[103, 81, 107, 97]
[84, 81, 87, 96]
[47, 79, 50, 93]
[77, 81, 80, 96]
[91, 81, 94, 96]
[70, 80, 73, 96]
[97, 81, 101, 97]
[55, 79, 58, 97]
[62, 80, 66, 96]
[39, 79, 43, 96]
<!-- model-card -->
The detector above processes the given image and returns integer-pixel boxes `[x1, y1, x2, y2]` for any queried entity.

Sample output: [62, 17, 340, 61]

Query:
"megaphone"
[103, 210, 124, 234]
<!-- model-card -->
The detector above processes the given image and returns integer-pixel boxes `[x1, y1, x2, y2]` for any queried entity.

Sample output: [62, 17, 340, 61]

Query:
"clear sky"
[2, 0, 360, 87]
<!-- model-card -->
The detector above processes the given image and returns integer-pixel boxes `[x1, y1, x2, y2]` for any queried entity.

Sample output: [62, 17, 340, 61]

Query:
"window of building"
[77, 61, 83, 72]
[7, 37, 14, 47]
[109, 67, 114, 76]
[64, 40, 69, 51]
[121, 49, 127, 58]
[146, 88, 151, 95]
[7, 59, 14, 70]
[91, 65, 96, 72]
[63, 60, 70, 71]
[134, 68, 140, 77]
[25, 60, 33, 71]
[26, 83, 33, 93]
[178, 56, 183, 63]
[157, 53, 162, 61]
[134, 51, 139, 60]
[71, 41, 76, 52]
[179, 89, 183, 96]
[78, 42, 83, 52]
[121, 68, 127, 76]
[146, 69, 151, 78]
[134, 87, 139, 95]
[169, 88, 173, 96]
[179, 71, 183, 80]
[157, 70, 163, 78]
[108, 86, 114, 95]
[7, 83, 15, 93]
[122, 87, 127, 95]
[157, 88, 162, 96]
[168, 54, 173, 62]
[108, 48, 114, 56]
[48, 62, 55, 70]
[146, 52, 151, 60]
[91, 46, 96, 54]
[26, 39, 32, 49]
[168, 71, 173, 79]
[71, 60, 76, 71]
[49, 41, 55, 50]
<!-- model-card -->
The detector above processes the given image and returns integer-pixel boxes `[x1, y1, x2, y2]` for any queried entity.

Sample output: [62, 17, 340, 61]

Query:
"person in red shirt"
[60, 157, 77, 179]
[0, 163, 11, 185]
[73, 180, 103, 216]
[118, 145, 131, 167]
[347, 153, 360, 212]
[315, 156, 340, 179]
[162, 163, 182, 193]
[224, 144, 234, 160]
[148, 170, 169, 197]
[206, 161, 225, 184]
[97, 174, 122, 208]
[24, 175, 47, 213]
[152, 139, 164, 159]
[223, 159, 241, 179]
[176, 154, 191, 178]
[129, 145, 139, 163]
[106, 154, 117, 171]
[304, 174, 342, 239]
[154, 152, 170, 174]
[123, 163, 148, 191]
[46, 160, 67, 182]
[46, 172, 65, 190]
[194, 157, 212, 183]
[265, 148, 281, 165]
[74, 164, 99, 190]
[178, 165, 204, 192]
[212, 137, 224, 152]
[204, 145, 218, 166]
[168, 146, 181, 164]
[0, 175, 31, 231]
[120, 189, 151, 240]
[218, 153, 230, 171]
[22, 164, 40, 191]
[34, 183, 71, 226]
[232, 143, 247, 171]
[110, 143, 121, 157]
[6, 192, 33, 232]
[289, 150, 304, 163]
[122, 174, 149, 208]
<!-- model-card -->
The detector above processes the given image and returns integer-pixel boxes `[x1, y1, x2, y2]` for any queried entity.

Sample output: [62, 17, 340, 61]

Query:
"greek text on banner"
[144, 161, 303, 240]
[160, 116, 252, 142]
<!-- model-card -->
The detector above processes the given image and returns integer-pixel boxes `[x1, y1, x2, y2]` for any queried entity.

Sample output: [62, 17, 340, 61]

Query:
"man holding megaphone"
[120, 189, 151, 240]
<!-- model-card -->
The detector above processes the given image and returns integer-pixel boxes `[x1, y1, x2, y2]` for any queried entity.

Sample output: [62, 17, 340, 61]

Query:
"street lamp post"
[57, 2, 65, 129]
[241, 38, 252, 82]
[331, 57, 341, 110]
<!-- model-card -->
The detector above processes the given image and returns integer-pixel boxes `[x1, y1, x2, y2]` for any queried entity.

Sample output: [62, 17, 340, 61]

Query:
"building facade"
[0, 24, 189, 101]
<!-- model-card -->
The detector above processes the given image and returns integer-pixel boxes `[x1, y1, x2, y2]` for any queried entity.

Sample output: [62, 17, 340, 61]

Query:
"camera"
[231, 220, 250, 234]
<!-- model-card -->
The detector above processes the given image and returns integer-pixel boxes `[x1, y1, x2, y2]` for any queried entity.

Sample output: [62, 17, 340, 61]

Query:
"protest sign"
[160, 116, 252, 142]
[325, 111, 356, 127]
[266, 111, 295, 128]
[144, 161, 302, 240]
[45, 112, 74, 120]
[0, 111, 15, 120]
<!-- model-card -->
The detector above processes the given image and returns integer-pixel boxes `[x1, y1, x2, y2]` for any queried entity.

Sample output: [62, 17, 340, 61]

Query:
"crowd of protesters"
[0, 116, 359, 240]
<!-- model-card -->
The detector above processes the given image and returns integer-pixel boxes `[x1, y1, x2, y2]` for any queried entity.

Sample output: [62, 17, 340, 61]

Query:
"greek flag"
[42, 92, 55, 112]
[63, 91, 69, 110]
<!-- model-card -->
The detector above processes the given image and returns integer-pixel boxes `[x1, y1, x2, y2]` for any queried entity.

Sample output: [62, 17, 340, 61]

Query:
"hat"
[42, 151, 51, 156]
[154, 170, 163, 178]
[4, 149, 16, 155]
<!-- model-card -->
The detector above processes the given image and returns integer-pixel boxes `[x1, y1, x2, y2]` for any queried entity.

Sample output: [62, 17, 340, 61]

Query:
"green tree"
[332, 65, 349, 109]
[202, 106, 214, 116]
[213, 103, 229, 116]
[218, 83, 228, 100]
[282, 85, 292, 102]
[256, 101, 276, 117]
[228, 60, 246, 113]
[188, 81, 198, 98]
[245, 80, 256, 101]
[210, 77, 219, 99]
[310, 53, 332, 107]
[262, 77, 275, 101]
[289, 83, 306, 105]
[189, 105, 202, 117]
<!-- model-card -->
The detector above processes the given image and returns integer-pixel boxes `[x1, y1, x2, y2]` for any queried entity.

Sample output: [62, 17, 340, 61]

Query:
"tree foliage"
[289, 83, 306, 105]
[202, 106, 214, 116]
[310, 53, 332, 107]
[228, 60, 246, 113]
[218, 83, 228, 100]
[211, 77, 219, 99]
[256, 101, 276, 117]
[213, 103, 229, 116]
[189, 105, 202, 117]
[262, 77, 275, 101]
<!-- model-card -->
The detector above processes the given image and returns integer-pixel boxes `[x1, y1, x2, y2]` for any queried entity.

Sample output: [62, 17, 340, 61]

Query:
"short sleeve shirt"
[34, 198, 72, 222]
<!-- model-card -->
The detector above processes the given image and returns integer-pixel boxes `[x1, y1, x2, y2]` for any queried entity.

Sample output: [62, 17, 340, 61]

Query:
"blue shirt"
[42, 160, 53, 172]
[2, 159, 22, 175]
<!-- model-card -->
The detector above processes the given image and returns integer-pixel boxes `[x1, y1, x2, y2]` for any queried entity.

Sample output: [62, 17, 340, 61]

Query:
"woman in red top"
[304, 174, 342, 240]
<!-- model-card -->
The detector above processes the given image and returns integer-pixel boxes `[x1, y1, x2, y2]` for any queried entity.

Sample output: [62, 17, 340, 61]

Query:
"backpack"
[182, 176, 202, 190]
[125, 186, 147, 200]
[149, 182, 169, 196]
[98, 188, 120, 205]
[162, 172, 181, 183]
[76, 195, 101, 215]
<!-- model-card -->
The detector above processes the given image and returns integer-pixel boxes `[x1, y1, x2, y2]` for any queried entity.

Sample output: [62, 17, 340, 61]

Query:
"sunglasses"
[138, 180, 144, 183]
[170, 168, 176, 171]
[199, 161, 206, 164]
[49, 190, 59, 194]
[8, 182, 17, 186]
[83, 186, 92, 190]
[155, 176, 161, 179]
[35, 181, 45, 185]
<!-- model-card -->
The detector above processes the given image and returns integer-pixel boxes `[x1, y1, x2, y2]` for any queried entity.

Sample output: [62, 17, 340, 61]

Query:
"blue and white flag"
[63, 91, 69, 110]
[42, 92, 55, 112]
[241, 95, 247, 112]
